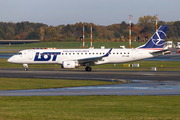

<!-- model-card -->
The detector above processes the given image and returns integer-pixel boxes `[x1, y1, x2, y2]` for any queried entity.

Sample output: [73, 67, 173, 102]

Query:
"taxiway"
[0, 69, 180, 81]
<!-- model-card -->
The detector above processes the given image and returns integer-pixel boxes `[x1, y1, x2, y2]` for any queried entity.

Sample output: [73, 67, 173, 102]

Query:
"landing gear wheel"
[23, 64, 28, 71]
[85, 67, 92, 71]
[24, 68, 28, 71]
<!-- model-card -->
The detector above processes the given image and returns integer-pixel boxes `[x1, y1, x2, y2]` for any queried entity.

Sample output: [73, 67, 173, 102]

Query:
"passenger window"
[73, 53, 75, 55]
[81, 53, 83, 55]
[69, 53, 71, 55]
[77, 53, 79, 55]
[62, 53, 64, 55]
[89, 53, 91, 55]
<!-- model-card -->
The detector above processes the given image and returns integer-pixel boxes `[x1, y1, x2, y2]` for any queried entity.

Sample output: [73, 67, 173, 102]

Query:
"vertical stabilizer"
[138, 25, 168, 49]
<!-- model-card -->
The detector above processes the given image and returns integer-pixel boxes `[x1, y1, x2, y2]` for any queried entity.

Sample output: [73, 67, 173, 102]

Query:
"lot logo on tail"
[152, 30, 166, 46]
[139, 25, 168, 49]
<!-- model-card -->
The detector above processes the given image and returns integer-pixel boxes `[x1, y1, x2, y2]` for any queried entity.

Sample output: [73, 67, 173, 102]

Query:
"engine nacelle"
[61, 61, 78, 69]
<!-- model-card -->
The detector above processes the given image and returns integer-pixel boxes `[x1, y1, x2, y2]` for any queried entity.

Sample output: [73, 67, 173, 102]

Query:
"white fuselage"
[8, 48, 158, 66]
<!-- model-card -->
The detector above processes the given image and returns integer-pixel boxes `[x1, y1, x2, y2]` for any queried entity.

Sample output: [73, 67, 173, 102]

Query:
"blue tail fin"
[138, 25, 168, 49]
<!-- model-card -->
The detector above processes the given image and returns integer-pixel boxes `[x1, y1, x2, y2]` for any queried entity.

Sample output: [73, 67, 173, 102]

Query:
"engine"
[61, 61, 79, 69]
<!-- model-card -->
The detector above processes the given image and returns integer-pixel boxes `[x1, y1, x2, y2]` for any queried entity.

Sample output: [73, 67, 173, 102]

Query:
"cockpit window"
[16, 52, 22, 55]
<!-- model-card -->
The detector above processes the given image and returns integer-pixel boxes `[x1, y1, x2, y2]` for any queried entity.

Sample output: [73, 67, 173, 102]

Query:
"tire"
[24, 68, 28, 71]
[85, 67, 92, 71]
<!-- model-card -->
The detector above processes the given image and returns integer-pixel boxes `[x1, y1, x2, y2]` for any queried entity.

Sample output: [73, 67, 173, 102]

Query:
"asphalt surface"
[2, 68, 180, 96]
[0, 69, 180, 81]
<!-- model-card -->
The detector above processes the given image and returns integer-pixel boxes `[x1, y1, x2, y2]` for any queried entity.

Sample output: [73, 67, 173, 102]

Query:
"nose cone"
[7, 57, 13, 63]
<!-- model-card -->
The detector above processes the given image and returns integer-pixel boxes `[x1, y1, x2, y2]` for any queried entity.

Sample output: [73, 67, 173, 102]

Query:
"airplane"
[7, 25, 169, 71]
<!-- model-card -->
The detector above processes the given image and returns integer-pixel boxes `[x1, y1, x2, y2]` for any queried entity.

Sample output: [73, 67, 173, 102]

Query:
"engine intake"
[61, 61, 78, 69]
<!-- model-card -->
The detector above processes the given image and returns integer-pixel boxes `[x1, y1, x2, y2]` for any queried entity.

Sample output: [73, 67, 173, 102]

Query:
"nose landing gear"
[23, 64, 28, 71]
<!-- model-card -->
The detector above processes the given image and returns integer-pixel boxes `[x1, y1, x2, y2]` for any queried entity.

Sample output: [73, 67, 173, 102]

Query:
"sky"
[0, 0, 180, 26]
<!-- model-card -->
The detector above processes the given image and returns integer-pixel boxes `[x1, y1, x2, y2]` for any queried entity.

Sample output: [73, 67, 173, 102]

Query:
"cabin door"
[28, 50, 33, 60]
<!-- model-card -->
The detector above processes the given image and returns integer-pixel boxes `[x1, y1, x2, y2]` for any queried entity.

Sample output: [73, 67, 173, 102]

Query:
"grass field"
[0, 78, 121, 90]
[0, 96, 180, 120]
[0, 41, 145, 49]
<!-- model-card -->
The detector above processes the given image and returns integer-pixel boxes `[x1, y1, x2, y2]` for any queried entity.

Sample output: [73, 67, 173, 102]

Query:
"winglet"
[102, 48, 112, 57]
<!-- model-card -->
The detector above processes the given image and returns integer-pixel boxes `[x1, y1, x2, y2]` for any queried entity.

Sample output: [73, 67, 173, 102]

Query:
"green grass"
[0, 41, 145, 49]
[0, 78, 121, 90]
[0, 96, 180, 120]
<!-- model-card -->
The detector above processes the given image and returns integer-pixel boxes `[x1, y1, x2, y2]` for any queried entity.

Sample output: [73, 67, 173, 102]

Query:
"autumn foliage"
[0, 15, 180, 42]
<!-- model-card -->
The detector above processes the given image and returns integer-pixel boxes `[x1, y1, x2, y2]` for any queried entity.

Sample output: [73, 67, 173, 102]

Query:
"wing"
[77, 48, 112, 65]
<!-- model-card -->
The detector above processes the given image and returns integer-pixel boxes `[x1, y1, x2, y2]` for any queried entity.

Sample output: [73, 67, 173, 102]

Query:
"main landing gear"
[85, 66, 92, 71]
[23, 64, 28, 71]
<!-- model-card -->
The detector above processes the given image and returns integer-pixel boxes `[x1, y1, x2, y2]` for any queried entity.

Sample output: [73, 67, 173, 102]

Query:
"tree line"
[0, 15, 180, 42]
